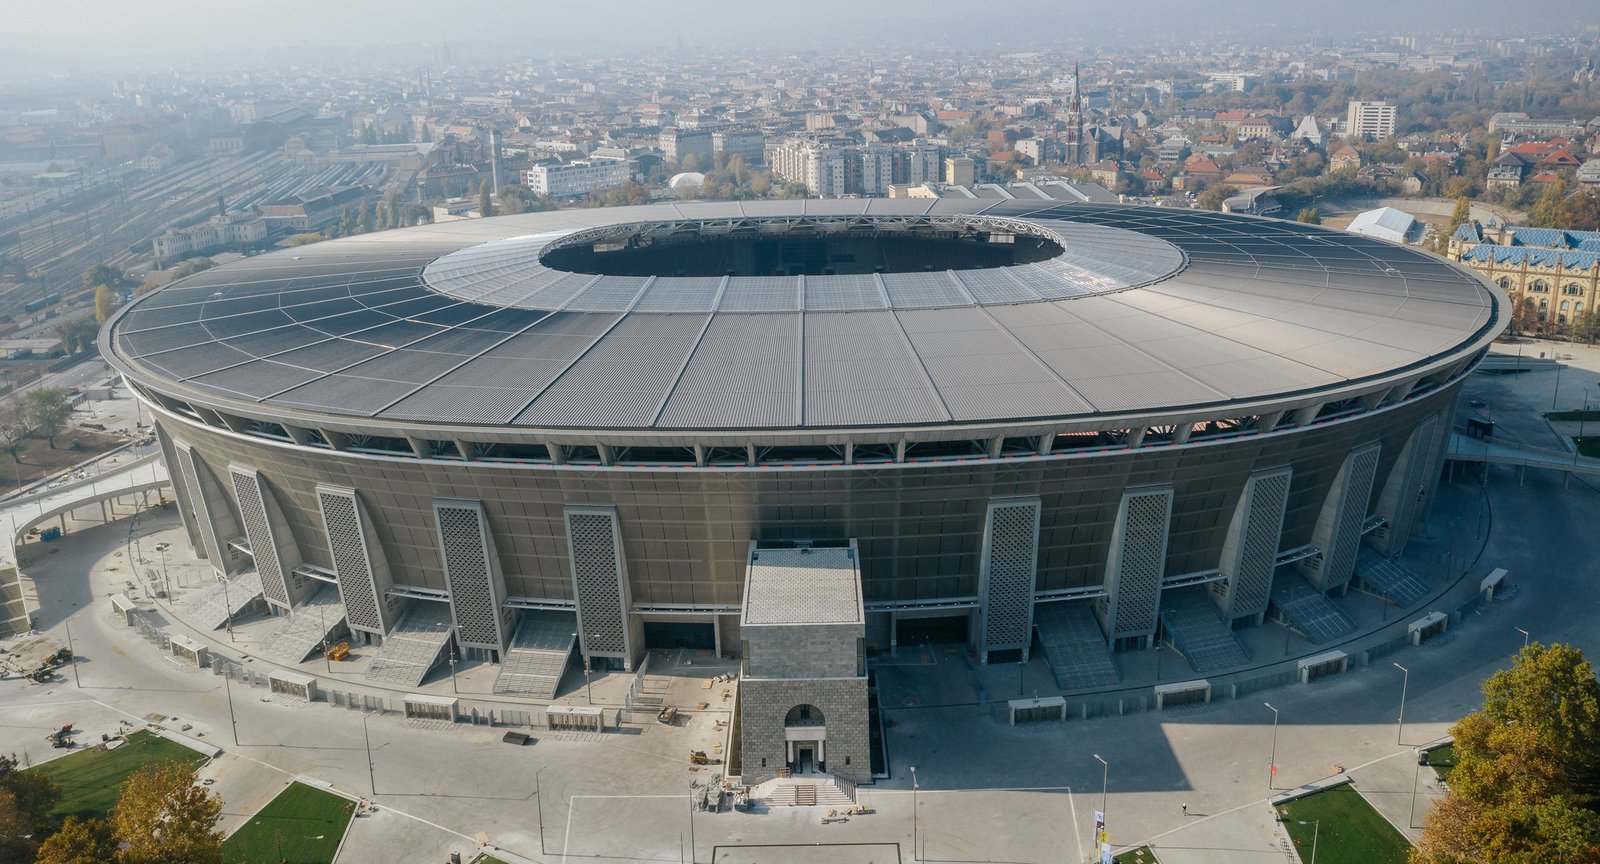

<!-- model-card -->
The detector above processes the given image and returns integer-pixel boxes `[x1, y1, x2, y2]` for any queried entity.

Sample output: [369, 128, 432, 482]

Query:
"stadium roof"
[106, 200, 1502, 435]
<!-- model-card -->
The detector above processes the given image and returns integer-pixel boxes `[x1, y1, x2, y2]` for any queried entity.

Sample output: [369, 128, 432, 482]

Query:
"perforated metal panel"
[1309, 443, 1381, 592]
[1381, 416, 1438, 557]
[433, 499, 509, 651]
[1212, 468, 1291, 619]
[317, 486, 396, 635]
[229, 466, 291, 608]
[173, 441, 242, 575]
[979, 497, 1040, 659]
[154, 424, 203, 555]
[1099, 487, 1173, 641]
[565, 506, 633, 661]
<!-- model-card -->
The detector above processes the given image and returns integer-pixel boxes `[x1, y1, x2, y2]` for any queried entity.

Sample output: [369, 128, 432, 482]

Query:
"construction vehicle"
[688, 750, 709, 765]
[657, 706, 677, 725]
[46, 724, 75, 748]
[324, 642, 350, 661]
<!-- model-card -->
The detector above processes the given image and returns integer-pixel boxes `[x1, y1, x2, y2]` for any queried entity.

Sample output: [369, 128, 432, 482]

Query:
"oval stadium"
[102, 200, 1505, 782]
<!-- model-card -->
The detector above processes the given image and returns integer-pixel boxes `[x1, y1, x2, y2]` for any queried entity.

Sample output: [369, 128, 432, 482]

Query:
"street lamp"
[361, 711, 376, 797]
[1264, 702, 1280, 789]
[1515, 627, 1530, 649]
[534, 766, 547, 855]
[319, 603, 330, 673]
[909, 765, 919, 863]
[1409, 758, 1424, 828]
[1093, 754, 1108, 836]
[223, 669, 239, 747]
[1393, 663, 1410, 746]
[1297, 819, 1320, 864]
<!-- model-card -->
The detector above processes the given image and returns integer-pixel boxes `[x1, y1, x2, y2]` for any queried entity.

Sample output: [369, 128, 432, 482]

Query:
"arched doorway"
[784, 704, 827, 774]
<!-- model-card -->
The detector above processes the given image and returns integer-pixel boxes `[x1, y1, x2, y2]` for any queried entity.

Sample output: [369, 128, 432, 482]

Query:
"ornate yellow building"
[1450, 222, 1600, 334]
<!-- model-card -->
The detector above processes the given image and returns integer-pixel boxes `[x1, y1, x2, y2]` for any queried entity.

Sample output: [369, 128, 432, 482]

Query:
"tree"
[1449, 196, 1472, 232]
[34, 815, 119, 864]
[1413, 643, 1600, 864]
[169, 258, 214, 281]
[1531, 180, 1574, 229]
[25, 387, 70, 448]
[287, 233, 325, 247]
[110, 762, 222, 864]
[1197, 184, 1237, 212]
[55, 317, 98, 354]
[359, 200, 376, 234]
[0, 752, 59, 858]
[1296, 208, 1322, 224]
[82, 263, 121, 292]
[0, 788, 37, 863]
[478, 180, 493, 219]
[94, 284, 116, 326]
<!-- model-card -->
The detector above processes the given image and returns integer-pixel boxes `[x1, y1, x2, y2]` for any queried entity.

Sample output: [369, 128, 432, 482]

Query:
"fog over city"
[4, 0, 1599, 64]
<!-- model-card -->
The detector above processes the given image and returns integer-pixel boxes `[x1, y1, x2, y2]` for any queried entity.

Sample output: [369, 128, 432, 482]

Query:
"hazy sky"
[3, 0, 1599, 62]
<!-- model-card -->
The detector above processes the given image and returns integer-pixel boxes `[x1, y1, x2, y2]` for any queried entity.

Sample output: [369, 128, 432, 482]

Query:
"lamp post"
[1093, 754, 1108, 836]
[534, 766, 546, 855]
[221, 575, 235, 642]
[1297, 819, 1320, 864]
[1409, 758, 1423, 828]
[361, 711, 376, 797]
[223, 670, 239, 747]
[1264, 702, 1280, 789]
[909, 765, 919, 863]
[64, 619, 79, 688]
[1393, 663, 1410, 746]
[319, 603, 330, 673]
[687, 788, 697, 864]
[1515, 627, 1530, 649]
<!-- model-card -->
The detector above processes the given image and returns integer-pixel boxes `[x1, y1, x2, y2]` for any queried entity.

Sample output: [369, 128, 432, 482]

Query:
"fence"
[622, 652, 654, 713]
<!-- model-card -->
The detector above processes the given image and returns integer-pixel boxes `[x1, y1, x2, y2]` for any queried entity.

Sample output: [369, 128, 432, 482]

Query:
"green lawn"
[1426, 743, 1457, 778]
[1546, 410, 1600, 422]
[1575, 436, 1600, 458]
[1115, 846, 1160, 863]
[1278, 785, 1411, 864]
[31, 729, 208, 827]
[222, 782, 355, 864]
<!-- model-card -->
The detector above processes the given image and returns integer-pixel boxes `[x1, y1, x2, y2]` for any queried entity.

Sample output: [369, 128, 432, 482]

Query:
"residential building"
[712, 128, 765, 166]
[522, 158, 632, 197]
[1346, 101, 1398, 140]
[945, 156, 976, 186]
[660, 127, 713, 167]
[152, 214, 268, 263]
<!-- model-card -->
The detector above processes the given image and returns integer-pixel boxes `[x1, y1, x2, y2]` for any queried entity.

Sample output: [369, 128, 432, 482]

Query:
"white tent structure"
[1346, 207, 1421, 244]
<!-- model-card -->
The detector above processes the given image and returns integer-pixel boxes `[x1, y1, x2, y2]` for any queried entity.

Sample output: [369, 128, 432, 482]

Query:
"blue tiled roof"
[1578, 239, 1600, 254]
[1453, 222, 1482, 242]
[1463, 244, 1600, 269]
[1506, 226, 1600, 249]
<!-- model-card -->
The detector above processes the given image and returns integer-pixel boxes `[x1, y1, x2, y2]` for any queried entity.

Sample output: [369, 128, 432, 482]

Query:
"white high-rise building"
[522, 158, 632, 197]
[1346, 101, 1397, 141]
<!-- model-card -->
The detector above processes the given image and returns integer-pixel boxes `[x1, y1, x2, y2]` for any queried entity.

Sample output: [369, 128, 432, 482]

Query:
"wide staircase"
[1034, 602, 1120, 690]
[1355, 552, 1432, 608]
[753, 774, 856, 807]
[258, 585, 347, 663]
[186, 571, 264, 630]
[492, 611, 577, 699]
[1159, 587, 1251, 674]
[1271, 579, 1357, 644]
[0, 569, 28, 637]
[364, 603, 453, 688]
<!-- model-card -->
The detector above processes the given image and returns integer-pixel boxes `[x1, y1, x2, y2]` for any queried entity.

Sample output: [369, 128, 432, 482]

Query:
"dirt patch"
[0, 429, 128, 494]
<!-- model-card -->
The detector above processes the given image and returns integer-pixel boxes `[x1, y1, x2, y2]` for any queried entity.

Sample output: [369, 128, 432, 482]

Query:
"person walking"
[1181, 803, 1188, 816]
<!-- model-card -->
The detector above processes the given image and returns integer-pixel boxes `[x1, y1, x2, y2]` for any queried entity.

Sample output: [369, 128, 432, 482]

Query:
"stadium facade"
[104, 200, 1501, 779]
